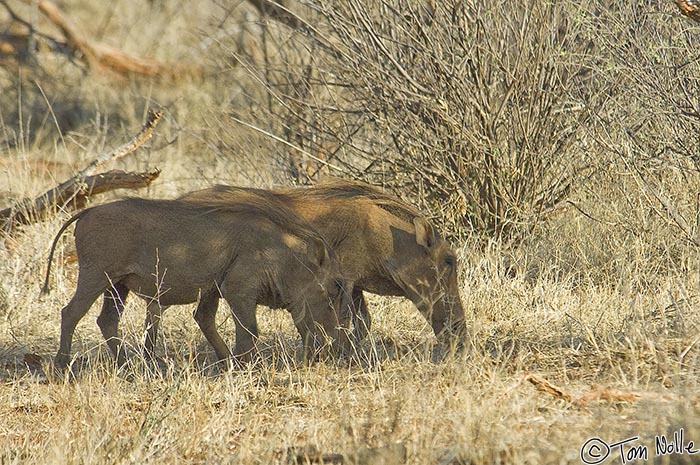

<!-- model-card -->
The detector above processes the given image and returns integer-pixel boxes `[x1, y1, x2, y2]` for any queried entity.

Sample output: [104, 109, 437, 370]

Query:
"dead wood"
[525, 373, 641, 408]
[76, 110, 163, 177]
[526, 373, 574, 403]
[0, 110, 163, 233]
[3, 0, 199, 79]
[0, 169, 161, 233]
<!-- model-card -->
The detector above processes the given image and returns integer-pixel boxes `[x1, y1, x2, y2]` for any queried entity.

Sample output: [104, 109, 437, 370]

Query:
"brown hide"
[181, 180, 466, 345]
[45, 197, 347, 369]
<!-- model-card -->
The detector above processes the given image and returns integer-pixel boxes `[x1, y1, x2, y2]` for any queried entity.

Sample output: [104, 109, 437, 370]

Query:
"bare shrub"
[586, 2, 700, 243]
[493, 0, 700, 288]
[218, 0, 602, 239]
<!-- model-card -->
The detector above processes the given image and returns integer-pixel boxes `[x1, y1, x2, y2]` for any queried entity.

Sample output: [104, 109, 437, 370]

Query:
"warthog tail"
[41, 209, 88, 295]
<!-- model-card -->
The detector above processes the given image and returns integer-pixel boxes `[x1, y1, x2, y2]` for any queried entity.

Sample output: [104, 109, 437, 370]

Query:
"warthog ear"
[307, 237, 330, 268]
[413, 217, 436, 249]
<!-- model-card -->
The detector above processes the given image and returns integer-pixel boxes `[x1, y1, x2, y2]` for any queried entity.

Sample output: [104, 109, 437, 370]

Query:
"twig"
[228, 114, 344, 172]
[680, 333, 700, 361]
[78, 110, 163, 176]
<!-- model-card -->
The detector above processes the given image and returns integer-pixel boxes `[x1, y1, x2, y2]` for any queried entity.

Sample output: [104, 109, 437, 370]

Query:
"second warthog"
[181, 180, 466, 346]
[43, 196, 349, 369]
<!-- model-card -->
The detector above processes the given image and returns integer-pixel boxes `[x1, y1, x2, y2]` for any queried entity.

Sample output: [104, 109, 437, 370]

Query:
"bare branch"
[78, 110, 163, 177]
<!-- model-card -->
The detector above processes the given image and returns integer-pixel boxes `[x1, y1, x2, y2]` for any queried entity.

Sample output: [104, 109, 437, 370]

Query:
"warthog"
[43, 196, 348, 369]
[180, 180, 466, 345]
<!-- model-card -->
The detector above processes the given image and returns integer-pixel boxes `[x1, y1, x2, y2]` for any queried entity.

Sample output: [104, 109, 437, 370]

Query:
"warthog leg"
[349, 289, 371, 343]
[290, 302, 326, 361]
[144, 301, 168, 360]
[193, 289, 231, 363]
[96, 282, 129, 367]
[223, 292, 259, 363]
[55, 269, 112, 369]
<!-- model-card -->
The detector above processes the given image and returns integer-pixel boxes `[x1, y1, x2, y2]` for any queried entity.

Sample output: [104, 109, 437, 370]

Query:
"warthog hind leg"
[55, 270, 111, 369]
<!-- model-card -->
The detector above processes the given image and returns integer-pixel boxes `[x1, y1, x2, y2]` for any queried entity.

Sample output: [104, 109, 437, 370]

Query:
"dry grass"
[3, 228, 700, 464]
[2, 1, 700, 464]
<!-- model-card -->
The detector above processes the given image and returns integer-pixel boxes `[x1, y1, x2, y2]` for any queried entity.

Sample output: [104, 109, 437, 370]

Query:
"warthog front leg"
[349, 289, 371, 343]
[96, 282, 129, 367]
[290, 304, 325, 361]
[223, 295, 259, 363]
[193, 290, 231, 364]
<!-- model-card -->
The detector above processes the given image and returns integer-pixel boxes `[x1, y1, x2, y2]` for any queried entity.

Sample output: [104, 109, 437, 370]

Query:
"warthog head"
[399, 217, 466, 344]
[279, 235, 351, 352]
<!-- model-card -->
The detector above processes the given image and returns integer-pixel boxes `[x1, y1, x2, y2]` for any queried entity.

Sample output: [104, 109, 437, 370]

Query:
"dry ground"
[2, 1, 700, 464]
[2, 223, 699, 464]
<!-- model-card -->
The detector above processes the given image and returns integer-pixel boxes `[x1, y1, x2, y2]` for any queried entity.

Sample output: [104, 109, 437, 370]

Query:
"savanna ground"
[2, 1, 700, 464]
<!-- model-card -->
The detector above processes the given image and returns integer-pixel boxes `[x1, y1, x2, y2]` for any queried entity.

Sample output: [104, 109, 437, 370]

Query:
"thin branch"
[78, 109, 163, 176]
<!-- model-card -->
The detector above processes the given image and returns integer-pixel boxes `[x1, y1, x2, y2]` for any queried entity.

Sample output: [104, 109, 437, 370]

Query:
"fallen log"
[0, 169, 161, 233]
[0, 110, 163, 233]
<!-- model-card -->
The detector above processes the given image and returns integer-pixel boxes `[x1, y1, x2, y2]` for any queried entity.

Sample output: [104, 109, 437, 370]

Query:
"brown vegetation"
[1, 0, 700, 464]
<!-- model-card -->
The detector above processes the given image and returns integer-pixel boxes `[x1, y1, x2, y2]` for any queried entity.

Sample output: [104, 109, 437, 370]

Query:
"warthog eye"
[444, 256, 455, 268]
